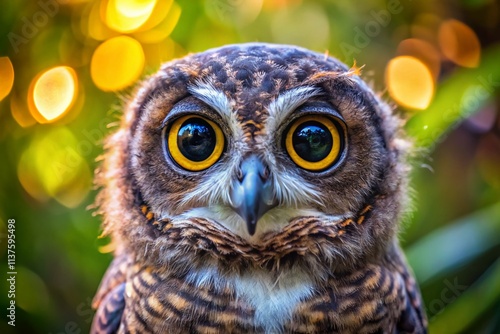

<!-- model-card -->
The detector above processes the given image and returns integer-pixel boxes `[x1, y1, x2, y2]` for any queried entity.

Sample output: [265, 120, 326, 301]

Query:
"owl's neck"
[136, 199, 379, 274]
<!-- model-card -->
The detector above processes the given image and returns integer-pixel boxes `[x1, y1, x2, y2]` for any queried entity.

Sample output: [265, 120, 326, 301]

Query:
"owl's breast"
[121, 258, 410, 334]
[122, 264, 314, 333]
[122, 265, 255, 333]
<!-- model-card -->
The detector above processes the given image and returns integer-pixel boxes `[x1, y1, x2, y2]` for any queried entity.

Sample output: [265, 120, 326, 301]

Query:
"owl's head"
[97, 43, 410, 271]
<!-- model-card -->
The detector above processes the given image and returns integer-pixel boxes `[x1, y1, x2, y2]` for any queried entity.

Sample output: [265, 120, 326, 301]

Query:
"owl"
[91, 43, 427, 334]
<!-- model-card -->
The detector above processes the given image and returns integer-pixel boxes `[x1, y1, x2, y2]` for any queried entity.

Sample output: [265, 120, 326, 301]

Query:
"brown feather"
[92, 43, 427, 333]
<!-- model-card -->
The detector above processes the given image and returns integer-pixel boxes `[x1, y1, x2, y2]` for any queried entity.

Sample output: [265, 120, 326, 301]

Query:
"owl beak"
[230, 155, 277, 236]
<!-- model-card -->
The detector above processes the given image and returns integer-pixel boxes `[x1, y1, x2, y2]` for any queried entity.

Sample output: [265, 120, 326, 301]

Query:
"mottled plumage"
[92, 43, 427, 333]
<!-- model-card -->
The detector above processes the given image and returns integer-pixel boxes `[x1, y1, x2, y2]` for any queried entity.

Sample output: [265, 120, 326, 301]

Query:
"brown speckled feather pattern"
[92, 43, 427, 333]
[95, 203, 425, 334]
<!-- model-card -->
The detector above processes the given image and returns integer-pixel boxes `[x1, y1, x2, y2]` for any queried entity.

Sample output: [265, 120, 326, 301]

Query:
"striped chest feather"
[119, 257, 413, 334]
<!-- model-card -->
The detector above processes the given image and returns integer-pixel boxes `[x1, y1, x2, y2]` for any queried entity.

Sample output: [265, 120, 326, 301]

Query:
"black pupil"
[177, 118, 216, 162]
[292, 121, 333, 162]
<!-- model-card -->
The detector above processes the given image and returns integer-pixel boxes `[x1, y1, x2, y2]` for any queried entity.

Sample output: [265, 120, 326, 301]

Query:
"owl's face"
[153, 89, 349, 237]
[106, 43, 405, 244]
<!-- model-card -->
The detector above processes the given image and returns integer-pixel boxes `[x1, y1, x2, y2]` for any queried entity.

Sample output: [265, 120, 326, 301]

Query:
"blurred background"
[0, 0, 499, 333]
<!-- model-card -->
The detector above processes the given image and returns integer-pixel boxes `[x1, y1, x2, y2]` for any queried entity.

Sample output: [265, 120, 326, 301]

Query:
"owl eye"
[285, 115, 345, 172]
[166, 115, 225, 171]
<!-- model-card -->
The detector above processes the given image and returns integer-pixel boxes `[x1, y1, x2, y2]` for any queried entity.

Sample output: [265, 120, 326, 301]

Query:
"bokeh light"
[10, 93, 36, 128]
[439, 19, 481, 68]
[0, 57, 14, 102]
[132, 0, 173, 32]
[396, 38, 441, 82]
[86, 0, 118, 40]
[105, 0, 158, 33]
[90, 35, 145, 91]
[17, 127, 92, 208]
[29, 66, 78, 123]
[386, 56, 434, 110]
[133, 2, 181, 44]
[410, 13, 442, 45]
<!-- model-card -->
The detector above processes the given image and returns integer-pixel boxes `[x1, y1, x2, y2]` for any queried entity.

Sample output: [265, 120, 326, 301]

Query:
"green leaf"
[428, 257, 500, 334]
[406, 202, 500, 284]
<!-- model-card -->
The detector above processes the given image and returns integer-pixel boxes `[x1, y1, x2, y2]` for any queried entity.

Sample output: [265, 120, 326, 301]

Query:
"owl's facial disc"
[229, 155, 278, 235]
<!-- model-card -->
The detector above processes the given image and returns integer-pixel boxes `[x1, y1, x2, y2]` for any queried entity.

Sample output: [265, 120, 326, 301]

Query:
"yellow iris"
[285, 115, 345, 172]
[166, 115, 225, 171]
